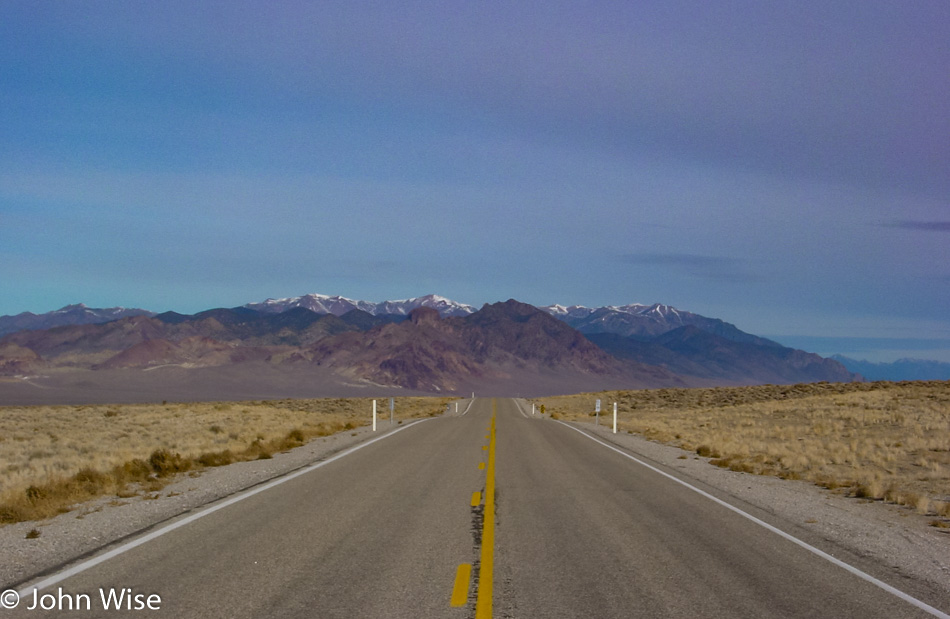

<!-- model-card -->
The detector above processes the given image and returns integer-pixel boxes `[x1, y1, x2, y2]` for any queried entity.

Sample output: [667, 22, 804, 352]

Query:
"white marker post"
[455, 402, 458, 413]
[532, 403, 535, 416]
[613, 402, 618, 434]
[595, 399, 601, 425]
[372, 400, 377, 432]
[390, 397, 394, 426]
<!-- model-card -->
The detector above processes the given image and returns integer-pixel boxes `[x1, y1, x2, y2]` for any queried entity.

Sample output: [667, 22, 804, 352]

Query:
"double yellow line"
[476, 402, 496, 618]
[450, 399, 496, 616]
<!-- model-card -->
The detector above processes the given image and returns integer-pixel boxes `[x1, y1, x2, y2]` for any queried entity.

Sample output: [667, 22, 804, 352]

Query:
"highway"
[7, 398, 949, 618]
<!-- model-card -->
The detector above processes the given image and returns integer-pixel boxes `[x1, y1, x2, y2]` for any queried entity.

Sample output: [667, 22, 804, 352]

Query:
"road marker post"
[613, 402, 617, 434]
[390, 397, 394, 426]
[595, 398, 601, 425]
[372, 400, 377, 431]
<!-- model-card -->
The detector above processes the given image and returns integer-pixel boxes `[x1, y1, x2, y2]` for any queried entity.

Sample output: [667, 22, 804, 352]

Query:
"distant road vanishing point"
[8, 399, 949, 618]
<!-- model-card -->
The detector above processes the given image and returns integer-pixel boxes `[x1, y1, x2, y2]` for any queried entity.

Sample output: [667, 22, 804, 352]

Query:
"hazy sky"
[1, 2, 948, 359]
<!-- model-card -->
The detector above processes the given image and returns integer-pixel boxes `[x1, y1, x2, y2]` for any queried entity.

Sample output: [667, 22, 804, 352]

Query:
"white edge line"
[512, 399, 529, 418]
[460, 398, 475, 415]
[555, 421, 950, 619]
[16, 418, 436, 599]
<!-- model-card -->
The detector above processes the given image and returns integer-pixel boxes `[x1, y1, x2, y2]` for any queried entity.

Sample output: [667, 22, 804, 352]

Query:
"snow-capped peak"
[245, 294, 689, 321]
[598, 303, 682, 318]
[539, 304, 602, 319]
[245, 293, 475, 317]
[376, 294, 476, 317]
[540, 302, 690, 321]
[248, 294, 375, 316]
[54, 303, 136, 317]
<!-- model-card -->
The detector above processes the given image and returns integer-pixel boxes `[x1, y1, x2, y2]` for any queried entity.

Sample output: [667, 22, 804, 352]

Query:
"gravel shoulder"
[3, 403, 948, 599]
[0, 419, 413, 588]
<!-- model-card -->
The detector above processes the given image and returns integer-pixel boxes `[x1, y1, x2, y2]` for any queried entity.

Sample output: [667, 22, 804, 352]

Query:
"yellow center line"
[471, 491, 482, 507]
[478, 462, 485, 470]
[450, 563, 472, 607]
[475, 399, 497, 619]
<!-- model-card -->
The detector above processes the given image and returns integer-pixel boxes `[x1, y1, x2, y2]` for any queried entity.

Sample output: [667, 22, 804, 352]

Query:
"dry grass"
[535, 381, 950, 517]
[0, 396, 451, 524]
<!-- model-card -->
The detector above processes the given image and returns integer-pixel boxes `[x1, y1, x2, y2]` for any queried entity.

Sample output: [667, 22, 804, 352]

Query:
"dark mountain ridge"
[588, 325, 855, 385]
[549, 303, 780, 346]
[0, 304, 155, 337]
[831, 355, 950, 381]
[0, 298, 859, 401]
[295, 301, 685, 391]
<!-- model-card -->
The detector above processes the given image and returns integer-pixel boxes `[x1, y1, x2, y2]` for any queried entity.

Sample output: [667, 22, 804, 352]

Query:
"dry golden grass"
[535, 381, 950, 520]
[0, 396, 451, 524]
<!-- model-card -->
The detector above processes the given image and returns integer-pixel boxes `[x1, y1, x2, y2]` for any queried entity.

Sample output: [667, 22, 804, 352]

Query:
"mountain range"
[0, 304, 155, 337]
[830, 355, 950, 382]
[0, 294, 860, 404]
[244, 293, 477, 317]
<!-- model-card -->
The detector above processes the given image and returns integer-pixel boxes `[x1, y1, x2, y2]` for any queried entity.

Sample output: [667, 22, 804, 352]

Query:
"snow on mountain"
[1, 295, 750, 346]
[605, 303, 680, 317]
[541, 304, 597, 319]
[0, 304, 156, 337]
[253, 296, 682, 323]
[244, 293, 476, 317]
[375, 295, 477, 317]
[55, 303, 142, 319]
[246, 294, 377, 316]
[540, 302, 678, 320]
[540, 301, 776, 345]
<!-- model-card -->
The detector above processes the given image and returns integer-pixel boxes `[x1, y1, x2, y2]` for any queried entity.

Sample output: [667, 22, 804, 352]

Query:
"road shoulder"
[560, 417, 950, 595]
[0, 420, 417, 588]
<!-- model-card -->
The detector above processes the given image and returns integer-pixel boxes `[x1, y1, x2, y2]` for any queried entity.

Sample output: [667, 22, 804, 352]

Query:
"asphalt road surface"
[7, 398, 949, 618]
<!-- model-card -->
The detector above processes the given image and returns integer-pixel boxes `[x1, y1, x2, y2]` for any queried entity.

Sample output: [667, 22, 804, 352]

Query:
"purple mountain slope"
[0, 304, 155, 337]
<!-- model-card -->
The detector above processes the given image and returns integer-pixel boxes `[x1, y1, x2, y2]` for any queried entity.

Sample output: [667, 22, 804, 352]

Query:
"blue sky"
[1, 1, 948, 361]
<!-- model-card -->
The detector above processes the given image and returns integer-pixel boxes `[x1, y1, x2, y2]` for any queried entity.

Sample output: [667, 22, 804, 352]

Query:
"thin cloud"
[619, 253, 761, 283]
[621, 253, 737, 268]
[883, 221, 950, 232]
